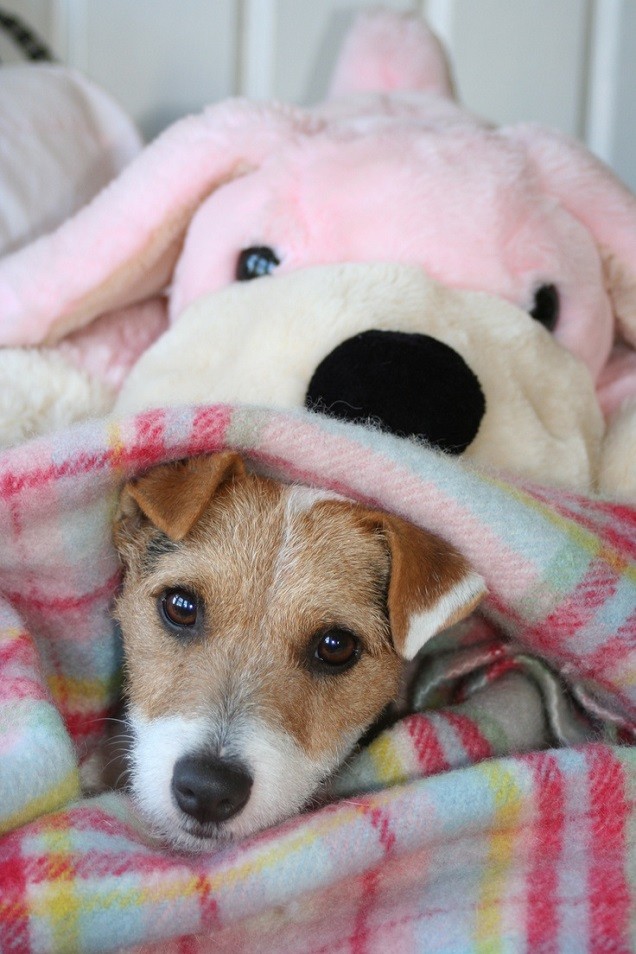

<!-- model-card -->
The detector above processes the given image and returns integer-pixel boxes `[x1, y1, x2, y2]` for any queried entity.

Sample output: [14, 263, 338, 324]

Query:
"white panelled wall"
[1, 0, 635, 189]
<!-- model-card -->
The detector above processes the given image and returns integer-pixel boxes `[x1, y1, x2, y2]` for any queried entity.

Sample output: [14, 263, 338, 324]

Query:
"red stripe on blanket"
[521, 485, 636, 561]
[6, 805, 181, 881]
[530, 557, 619, 651]
[587, 747, 631, 950]
[525, 752, 565, 951]
[194, 874, 221, 933]
[125, 409, 169, 468]
[488, 585, 633, 717]
[350, 805, 397, 954]
[0, 634, 30, 665]
[487, 558, 624, 689]
[406, 716, 450, 775]
[64, 709, 111, 743]
[0, 853, 30, 951]
[586, 608, 636, 674]
[0, 449, 115, 498]
[0, 632, 50, 703]
[0, 675, 49, 703]
[3, 571, 121, 615]
[440, 712, 493, 763]
[187, 406, 234, 457]
[0, 408, 230, 502]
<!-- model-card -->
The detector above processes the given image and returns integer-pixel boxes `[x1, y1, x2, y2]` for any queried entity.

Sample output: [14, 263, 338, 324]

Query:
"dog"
[113, 451, 485, 852]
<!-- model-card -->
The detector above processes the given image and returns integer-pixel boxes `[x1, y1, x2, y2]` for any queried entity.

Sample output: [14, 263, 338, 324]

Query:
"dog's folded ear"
[371, 511, 486, 659]
[117, 451, 246, 543]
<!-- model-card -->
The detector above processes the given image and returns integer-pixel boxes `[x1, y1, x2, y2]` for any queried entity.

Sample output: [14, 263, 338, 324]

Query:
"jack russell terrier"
[113, 452, 485, 853]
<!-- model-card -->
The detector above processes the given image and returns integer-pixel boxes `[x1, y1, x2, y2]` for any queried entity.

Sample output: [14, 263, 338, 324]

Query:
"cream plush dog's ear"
[0, 101, 297, 347]
[371, 511, 486, 659]
[117, 452, 246, 544]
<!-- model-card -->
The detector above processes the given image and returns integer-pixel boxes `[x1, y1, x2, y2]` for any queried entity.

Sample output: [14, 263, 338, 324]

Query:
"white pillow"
[0, 63, 141, 255]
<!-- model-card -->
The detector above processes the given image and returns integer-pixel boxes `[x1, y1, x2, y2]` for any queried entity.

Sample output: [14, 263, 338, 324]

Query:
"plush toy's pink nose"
[305, 330, 486, 454]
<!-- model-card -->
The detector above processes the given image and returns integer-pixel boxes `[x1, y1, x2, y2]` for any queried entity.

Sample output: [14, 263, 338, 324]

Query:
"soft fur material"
[0, 349, 112, 448]
[0, 63, 167, 441]
[0, 9, 633, 494]
[115, 263, 603, 492]
[0, 10, 635, 424]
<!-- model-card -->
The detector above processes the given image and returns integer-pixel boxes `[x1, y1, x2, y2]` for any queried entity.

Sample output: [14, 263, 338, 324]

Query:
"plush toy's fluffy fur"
[0, 349, 112, 448]
[0, 10, 635, 491]
[116, 263, 603, 493]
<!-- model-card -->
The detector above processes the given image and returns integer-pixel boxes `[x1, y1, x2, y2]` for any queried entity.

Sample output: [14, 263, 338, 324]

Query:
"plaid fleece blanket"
[1, 403, 635, 953]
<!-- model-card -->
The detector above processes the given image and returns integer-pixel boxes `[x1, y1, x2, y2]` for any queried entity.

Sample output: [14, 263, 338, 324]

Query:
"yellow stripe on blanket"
[488, 477, 636, 582]
[0, 769, 79, 836]
[205, 800, 385, 893]
[474, 763, 524, 952]
[368, 733, 408, 786]
[107, 420, 127, 475]
[47, 674, 117, 710]
[31, 827, 82, 952]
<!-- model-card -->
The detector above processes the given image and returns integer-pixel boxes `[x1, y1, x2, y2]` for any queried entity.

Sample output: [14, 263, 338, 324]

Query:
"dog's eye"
[529, 283, 559, 332]
[236, 246, 280, 281]
[312, 628, 360, 672]
[161, 588, 199, 630]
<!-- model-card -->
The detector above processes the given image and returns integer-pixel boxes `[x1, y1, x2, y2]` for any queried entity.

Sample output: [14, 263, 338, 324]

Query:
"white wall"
[1, 0, 635, 189]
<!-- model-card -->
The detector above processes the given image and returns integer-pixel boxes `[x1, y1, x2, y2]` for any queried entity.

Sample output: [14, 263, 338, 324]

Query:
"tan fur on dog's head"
[113, 452, 485, 852]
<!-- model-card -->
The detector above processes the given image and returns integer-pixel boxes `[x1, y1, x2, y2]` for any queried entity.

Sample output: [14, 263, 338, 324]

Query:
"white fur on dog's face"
[128, 708, 357, 853]
[114, 454, 484, 852]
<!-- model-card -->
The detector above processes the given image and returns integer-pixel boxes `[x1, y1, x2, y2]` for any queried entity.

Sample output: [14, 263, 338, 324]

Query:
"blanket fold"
[0, 402, 634, 953]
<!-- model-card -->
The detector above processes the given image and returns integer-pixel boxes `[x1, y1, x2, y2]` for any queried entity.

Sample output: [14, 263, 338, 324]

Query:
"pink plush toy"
[0, 9, 635, 419]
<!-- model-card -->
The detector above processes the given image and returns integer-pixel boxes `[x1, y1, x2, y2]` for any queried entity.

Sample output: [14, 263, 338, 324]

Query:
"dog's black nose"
[172, 755, 252, 825]
[305, 330, 486, 454]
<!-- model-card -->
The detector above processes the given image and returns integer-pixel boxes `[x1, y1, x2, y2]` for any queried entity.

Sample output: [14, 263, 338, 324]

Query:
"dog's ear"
[372, 511, 486, 659]
[117, 452, 246, 543]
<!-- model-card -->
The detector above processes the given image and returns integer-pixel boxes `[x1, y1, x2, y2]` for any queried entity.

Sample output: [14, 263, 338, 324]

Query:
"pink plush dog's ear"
[328, 9, 454, 100]
[370, 511, 486, 660]
[0, 101, 297, 347]
[511, 124, 636, 355]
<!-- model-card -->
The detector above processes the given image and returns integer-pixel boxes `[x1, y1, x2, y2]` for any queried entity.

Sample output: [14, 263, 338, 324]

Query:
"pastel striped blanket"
[0, 403, 634, 953]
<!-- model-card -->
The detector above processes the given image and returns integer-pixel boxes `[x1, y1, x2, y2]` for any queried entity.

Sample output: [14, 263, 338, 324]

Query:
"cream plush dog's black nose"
[172, 755, 252, 825]
[306, 330, 486, 454]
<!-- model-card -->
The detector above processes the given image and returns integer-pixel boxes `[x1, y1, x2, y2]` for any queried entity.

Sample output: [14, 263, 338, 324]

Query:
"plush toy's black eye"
[160, 588, 200, 631]
[236, 246, 280, 281]
[530, 284, 559, 332]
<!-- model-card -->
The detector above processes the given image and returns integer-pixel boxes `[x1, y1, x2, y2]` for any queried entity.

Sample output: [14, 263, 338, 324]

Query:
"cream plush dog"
[115, 263, 604, 493]
[0, 10, 634, 491]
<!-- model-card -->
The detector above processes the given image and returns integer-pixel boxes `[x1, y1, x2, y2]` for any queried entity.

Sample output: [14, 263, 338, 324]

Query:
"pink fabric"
[0, 10, 635, 407]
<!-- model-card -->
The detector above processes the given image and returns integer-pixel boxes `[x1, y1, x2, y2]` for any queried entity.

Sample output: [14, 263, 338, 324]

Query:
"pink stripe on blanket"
[521, 484, 636, 561]
[407, 716, 450, 775]
[0, 626, 49, 705]
[526, 557, 620, 652]
[115, 405, 232, 473]
[525, 752, 565, 951]
[585, 611, 636, 695]
[440, 711, 493, 762]
[3, 573, 121, 617]
[586, 747, 631, 949]
[350, 804, 398, 954]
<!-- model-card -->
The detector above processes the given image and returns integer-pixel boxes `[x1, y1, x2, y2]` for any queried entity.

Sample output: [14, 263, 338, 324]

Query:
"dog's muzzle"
[306, 330, 486, 454]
